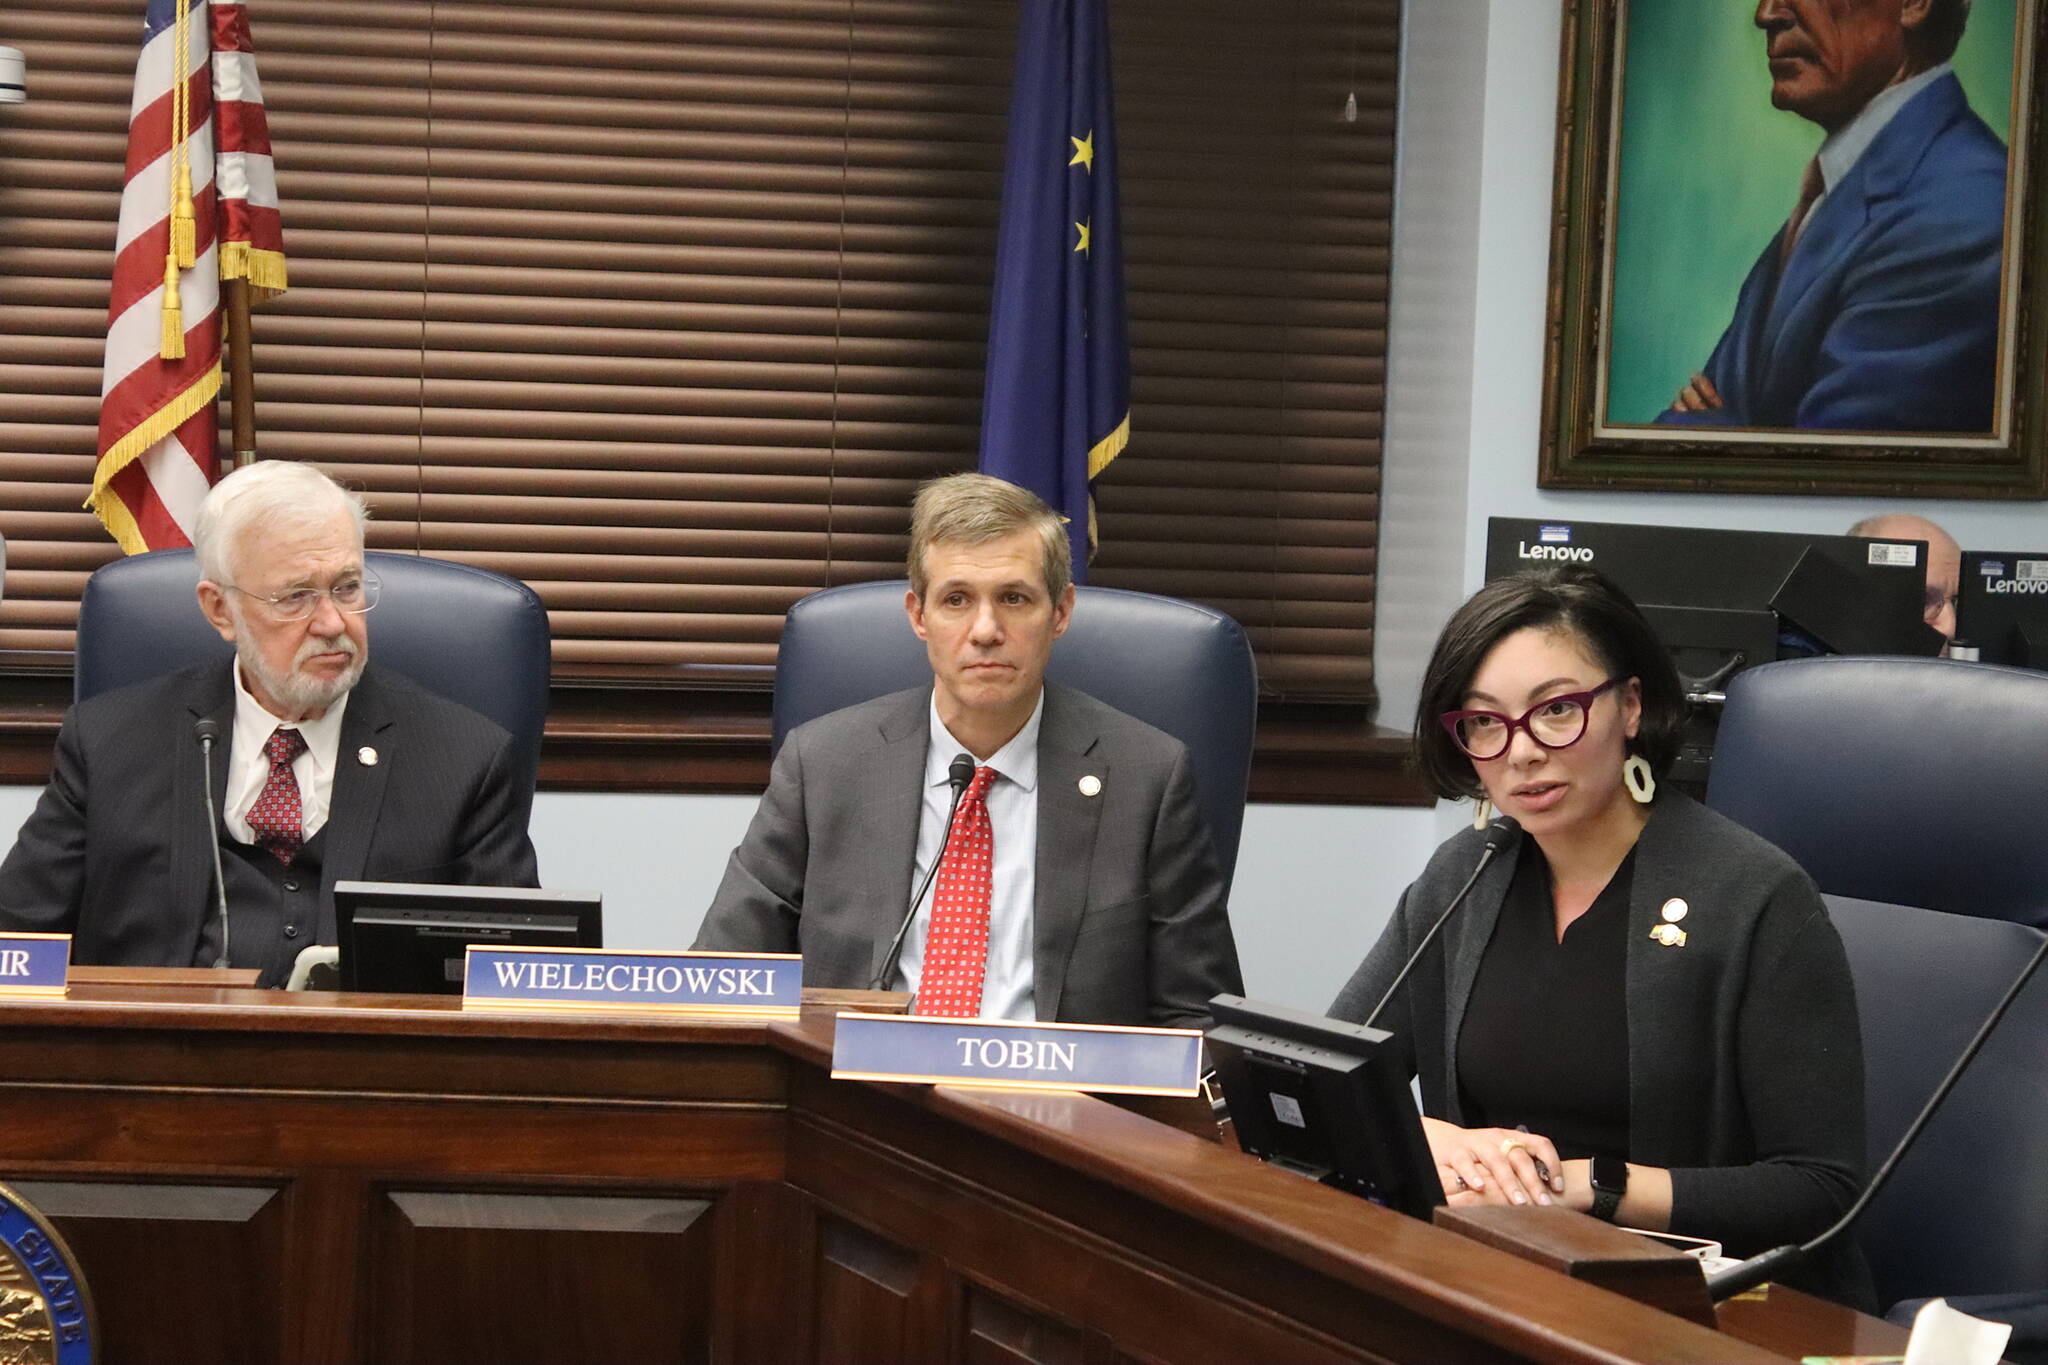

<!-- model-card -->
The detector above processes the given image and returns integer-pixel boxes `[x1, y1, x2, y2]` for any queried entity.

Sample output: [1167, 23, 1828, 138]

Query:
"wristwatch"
[1590, 1154, 1629, 1222]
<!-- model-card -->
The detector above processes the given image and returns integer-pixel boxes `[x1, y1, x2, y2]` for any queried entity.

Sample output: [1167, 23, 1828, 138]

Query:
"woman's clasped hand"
[1423, 1117, 1566, 1206]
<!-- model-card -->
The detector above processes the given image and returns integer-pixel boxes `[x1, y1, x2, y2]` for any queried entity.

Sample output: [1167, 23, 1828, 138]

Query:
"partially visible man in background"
[1851, 511, 1961, 648]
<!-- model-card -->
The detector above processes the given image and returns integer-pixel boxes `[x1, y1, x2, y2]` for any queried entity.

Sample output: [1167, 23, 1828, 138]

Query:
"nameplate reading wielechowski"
[831, 1012, 1203, 1096]
[462, 948, 801, 1016]
[0, 933, 70, 997]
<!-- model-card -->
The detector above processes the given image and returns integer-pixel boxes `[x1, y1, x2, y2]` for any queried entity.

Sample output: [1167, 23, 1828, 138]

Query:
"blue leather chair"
[772, 580, 1257, 890]
[75, 549, 551, 792]
[1707, 655, 2048, 927]
[1825, 894, 2048, 1353]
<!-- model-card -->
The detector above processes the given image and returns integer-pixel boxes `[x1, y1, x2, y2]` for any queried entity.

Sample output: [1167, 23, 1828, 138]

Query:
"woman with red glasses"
[1330, 565, 1872, 1307]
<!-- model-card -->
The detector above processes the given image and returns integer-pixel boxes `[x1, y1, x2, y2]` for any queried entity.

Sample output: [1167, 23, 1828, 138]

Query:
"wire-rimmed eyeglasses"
[228, 569, 381, 622]
[1439, 678, 1621, 761]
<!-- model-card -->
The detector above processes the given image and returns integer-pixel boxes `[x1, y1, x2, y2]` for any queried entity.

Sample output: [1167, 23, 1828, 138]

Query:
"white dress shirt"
[1808, 63, 1952, 218]
[893, 690, 1043, 1021]
[221, 662, 348, 844]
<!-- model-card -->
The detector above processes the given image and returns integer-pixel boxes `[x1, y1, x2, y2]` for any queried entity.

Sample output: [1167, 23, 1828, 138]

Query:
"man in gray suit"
[0, 462, 539, 985]
[695, 474, 1241, 1028]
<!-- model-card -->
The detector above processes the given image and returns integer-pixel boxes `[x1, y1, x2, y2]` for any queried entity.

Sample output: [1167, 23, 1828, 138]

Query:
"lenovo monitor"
[1957, 550, 2048, 668]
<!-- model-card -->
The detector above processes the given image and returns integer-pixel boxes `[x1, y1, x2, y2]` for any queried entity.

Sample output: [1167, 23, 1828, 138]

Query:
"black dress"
[1457, 841, 1634, 1163]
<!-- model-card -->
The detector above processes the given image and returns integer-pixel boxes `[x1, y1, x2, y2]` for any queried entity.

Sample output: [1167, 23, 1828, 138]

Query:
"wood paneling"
[812, 1215, 934, 1363]
[369, 1188, 714, 1365]
[9, 1178, 287, 1365]
[0, 987, 1907, 1365]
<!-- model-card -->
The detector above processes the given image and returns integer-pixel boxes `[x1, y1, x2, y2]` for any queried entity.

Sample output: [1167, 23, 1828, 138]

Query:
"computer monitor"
[335, 881, 603, 995]
[1957, 551, 2048, 668]
[1484, 518, 1942, 784]
[1205, 995, 1442, 1219]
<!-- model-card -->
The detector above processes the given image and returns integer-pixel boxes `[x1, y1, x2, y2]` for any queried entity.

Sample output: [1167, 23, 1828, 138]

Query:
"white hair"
[193, 462, 367, 585]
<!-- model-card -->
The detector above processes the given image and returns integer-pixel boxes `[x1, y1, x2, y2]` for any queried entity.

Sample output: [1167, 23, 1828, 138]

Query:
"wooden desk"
[0, 988, 1907, 1364]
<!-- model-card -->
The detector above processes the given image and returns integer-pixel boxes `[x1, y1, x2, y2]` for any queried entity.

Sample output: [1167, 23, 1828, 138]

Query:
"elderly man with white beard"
[0, 462, 538, 985]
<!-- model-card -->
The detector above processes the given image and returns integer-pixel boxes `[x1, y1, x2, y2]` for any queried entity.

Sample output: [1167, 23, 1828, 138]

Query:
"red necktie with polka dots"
[915, 765, 997, 1018]
[246, 726, 309, 864]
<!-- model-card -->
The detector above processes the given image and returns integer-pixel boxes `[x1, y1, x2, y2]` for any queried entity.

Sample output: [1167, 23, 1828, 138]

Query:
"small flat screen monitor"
[335, 881, 603, 995]
[1206, 995, 1441, 1219]
[1957, 550, 2048, 668]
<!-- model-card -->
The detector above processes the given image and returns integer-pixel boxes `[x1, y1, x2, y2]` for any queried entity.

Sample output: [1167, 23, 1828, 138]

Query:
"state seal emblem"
[0, 1181, 95, 1364]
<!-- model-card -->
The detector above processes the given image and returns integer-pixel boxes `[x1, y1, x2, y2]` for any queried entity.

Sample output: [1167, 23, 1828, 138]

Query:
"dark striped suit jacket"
[0, 662, 539, 967]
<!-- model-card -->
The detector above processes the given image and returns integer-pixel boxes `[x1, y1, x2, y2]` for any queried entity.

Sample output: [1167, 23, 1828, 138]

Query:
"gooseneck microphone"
[868, 752, 976, 993]
[1362, 816, 1520, 1031]
[1705, 928, 2048, 1301]
[193, 718, 232, 970]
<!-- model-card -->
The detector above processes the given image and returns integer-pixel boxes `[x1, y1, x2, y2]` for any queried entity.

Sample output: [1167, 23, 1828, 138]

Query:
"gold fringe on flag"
[219, 242, 289, 299]
[85, 361, 223, 552]
[1086, 410, 1130, 480]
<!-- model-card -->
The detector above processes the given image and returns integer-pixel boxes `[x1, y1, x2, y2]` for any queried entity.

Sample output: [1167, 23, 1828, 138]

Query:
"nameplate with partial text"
[831, 1012, 1203, 1096]
[0, 934, 69, 997]
[462, 948, 801, 1016]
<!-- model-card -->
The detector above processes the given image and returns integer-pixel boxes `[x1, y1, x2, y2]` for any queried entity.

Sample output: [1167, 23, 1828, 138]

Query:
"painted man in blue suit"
[1659, 0, 2006, 433]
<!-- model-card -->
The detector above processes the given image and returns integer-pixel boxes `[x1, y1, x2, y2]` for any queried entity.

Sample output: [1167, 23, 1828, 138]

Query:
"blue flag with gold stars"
[978, 0, 1130, 581]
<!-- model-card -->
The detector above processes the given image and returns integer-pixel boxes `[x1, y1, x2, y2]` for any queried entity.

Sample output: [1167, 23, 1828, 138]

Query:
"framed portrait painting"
[1540, 0, 2048, 496]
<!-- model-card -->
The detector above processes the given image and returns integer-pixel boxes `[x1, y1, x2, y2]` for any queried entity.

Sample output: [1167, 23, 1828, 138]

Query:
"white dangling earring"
[1471, 796, 1493, 830]
[1622, 754, 1656, 805]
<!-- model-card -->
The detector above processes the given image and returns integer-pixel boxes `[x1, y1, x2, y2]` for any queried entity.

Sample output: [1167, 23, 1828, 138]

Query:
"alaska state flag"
[978, 0, 1130, 581]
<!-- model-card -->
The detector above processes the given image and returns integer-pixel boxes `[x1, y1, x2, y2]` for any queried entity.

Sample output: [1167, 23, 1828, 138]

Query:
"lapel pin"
[1078, 774, 1102, 797]
[357, 746, 379, 767]
[1660, 898, 1688, 923]
[1650, 923, 1688, 948]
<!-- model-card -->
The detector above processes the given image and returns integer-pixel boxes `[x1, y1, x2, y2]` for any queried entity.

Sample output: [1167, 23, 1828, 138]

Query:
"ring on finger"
[1499, 1137, 1527, 1156]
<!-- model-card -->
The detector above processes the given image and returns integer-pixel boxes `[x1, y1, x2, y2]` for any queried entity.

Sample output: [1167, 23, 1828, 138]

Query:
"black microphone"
[193, 718, 232, 970]
[1362, 816, 1519, 1031]
[869, 753, 977, 993]
[1705, 928, 2048, 1301]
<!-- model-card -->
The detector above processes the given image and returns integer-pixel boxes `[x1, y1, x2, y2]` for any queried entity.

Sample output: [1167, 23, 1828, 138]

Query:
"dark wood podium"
[0, 985, 1909, 1363]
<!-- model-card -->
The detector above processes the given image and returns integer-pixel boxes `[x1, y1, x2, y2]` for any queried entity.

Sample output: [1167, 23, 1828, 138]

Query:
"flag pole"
[224, 275, 257, 470]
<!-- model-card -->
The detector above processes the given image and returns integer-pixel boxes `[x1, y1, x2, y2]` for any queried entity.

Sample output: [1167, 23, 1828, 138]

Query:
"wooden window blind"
[0, 0, 1396, 704]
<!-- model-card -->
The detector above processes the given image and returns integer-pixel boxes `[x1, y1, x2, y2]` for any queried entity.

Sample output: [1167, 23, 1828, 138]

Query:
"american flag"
[88, 0, 286, 554]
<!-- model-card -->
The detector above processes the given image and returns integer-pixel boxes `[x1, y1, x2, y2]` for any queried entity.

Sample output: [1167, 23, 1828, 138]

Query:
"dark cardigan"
[1329, 791, 1874, 1307]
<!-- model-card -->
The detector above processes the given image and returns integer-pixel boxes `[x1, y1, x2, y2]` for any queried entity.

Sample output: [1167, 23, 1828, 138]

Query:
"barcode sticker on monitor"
[2019, 560, 2048, 582]
[1270, 1093, 1307, 1128]
[1867, 542, 1918, 567]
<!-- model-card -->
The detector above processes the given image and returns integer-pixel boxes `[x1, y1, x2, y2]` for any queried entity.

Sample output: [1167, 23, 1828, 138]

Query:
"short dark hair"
[1412, 566, 1687, 801]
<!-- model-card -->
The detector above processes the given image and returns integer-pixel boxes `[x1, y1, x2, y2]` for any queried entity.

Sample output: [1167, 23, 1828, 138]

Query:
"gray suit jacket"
[1329, 791, 1872, 1306]
[0, 662, 541, 969]
[694, 682, 1242, 1028]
